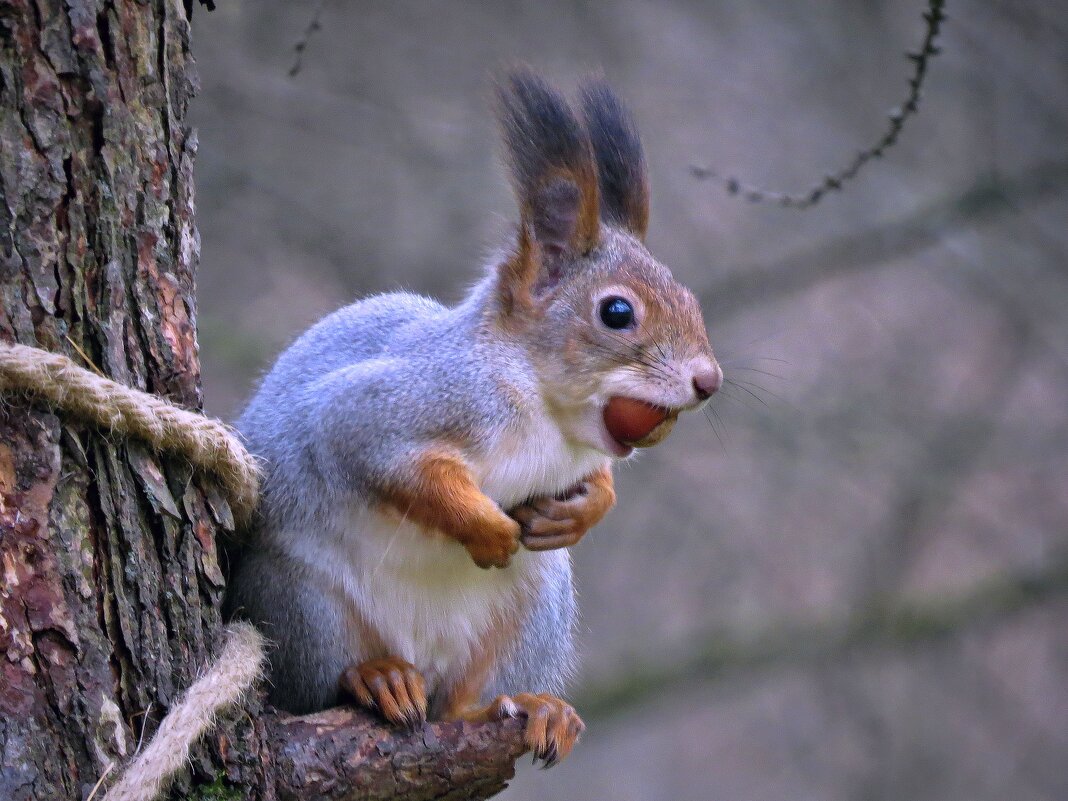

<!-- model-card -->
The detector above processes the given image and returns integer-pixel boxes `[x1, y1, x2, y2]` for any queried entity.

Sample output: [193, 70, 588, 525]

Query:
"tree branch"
[262, 710, 527, 801]
[703, 160, 1068, 327]
[289, 0, 328, 77]
[691, 0, 947, 208]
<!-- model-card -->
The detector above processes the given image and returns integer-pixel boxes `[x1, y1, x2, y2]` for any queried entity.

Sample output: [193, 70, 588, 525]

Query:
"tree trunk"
[0, 3, 525, 799]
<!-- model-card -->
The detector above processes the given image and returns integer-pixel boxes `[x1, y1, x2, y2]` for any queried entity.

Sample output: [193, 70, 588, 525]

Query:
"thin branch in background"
[691, 0, 947, 209]
[288, 0, 328, 77]
[703, 160, 1068, 329]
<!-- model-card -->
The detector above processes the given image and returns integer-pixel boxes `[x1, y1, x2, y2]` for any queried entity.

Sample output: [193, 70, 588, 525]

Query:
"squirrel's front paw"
[461, 513, 521, 569]
[511, 472, 615, 552]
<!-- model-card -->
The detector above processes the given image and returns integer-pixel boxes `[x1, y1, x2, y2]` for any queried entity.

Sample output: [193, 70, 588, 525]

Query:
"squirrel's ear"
[579, 79, 650, 240]
[496, 69, 599, 295]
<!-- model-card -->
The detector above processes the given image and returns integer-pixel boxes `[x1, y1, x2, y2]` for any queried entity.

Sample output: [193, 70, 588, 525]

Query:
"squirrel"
[224, 69, 722, 766]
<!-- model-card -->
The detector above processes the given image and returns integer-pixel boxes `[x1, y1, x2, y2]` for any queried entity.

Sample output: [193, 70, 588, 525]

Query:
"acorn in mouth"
[603, 397, 679, 452]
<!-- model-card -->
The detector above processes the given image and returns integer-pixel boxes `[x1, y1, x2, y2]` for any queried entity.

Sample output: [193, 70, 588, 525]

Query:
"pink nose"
[693, 365, 722, 400]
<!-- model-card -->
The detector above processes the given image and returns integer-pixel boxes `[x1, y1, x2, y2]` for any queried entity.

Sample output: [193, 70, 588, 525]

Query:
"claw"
[509, 467, 614, 553]
[485, 692, 584, 767]
[539, 743, 559, 769]
[339, 657, 428, 728]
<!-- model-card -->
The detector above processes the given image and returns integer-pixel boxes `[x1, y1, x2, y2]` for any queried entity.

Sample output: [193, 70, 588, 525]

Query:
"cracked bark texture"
[0, 2, 526, 799]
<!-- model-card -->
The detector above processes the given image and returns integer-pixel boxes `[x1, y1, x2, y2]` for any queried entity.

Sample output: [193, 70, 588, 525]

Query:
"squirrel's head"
[493, 70, 721, 458]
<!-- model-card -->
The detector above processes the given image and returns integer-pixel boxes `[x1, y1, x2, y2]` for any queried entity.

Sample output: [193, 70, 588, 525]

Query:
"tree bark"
[0, 2, 525, 799]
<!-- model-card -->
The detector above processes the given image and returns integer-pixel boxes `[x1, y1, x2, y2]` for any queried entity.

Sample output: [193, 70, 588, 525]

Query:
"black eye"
[599, 296, 635, 329]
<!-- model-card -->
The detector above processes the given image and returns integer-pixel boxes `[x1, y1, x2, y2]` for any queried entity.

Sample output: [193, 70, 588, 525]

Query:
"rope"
[102, 623, 267, 801]
[0, 343, 268, 801]
[0, 343, 260, 523]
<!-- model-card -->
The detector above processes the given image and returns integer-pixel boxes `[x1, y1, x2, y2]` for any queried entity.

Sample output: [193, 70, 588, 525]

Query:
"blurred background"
[190, 2, 1068, 799]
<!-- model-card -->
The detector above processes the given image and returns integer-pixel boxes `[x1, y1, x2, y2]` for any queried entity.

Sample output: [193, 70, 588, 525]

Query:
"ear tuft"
[579, 79, 650, 240]
[496, 69, 600, 259]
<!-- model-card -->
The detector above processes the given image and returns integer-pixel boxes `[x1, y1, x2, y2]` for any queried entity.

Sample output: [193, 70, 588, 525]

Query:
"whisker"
[636, 319, 670, 363]
[703, 405, 728, 452]
[589, 338, 676, 383]
[727, 378, 799, 411]
[720, 354, 790, 368]
[587, 341, 661, 370]
[724, 366, 785, 381]
[601, 329, 670, 369]
[719, 328, 787, 355]
[723, 378, 770, 409]
[601, 327, 670, 366]
[716, 386, 757, 410]
[594, 356, 676, 388]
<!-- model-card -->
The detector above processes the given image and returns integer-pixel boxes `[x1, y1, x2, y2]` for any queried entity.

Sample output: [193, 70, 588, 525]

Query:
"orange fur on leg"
[378, 446, 520, 568]
[436, 598, 525, 721]
[436, 596, 583, 767]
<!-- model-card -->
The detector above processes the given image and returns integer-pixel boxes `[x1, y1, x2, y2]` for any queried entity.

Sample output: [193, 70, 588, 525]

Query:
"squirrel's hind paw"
[481, 693, 585, 767]
[340, 657, 428, 729]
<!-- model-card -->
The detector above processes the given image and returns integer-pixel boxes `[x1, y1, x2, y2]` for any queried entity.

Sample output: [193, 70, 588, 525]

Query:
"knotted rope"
[0, 343, 267, 801]
[0, 343, 260, 523]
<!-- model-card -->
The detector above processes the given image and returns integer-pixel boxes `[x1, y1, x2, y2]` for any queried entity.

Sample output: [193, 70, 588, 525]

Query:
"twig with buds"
[691, 0, 947, 209]
[289, 0, 328, 78]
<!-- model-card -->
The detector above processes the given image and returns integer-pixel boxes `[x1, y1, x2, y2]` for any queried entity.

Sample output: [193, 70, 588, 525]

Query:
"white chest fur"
[335, 509, 537, 688]
[476, 399, 609, 509]
[293, 412, 605, 692]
